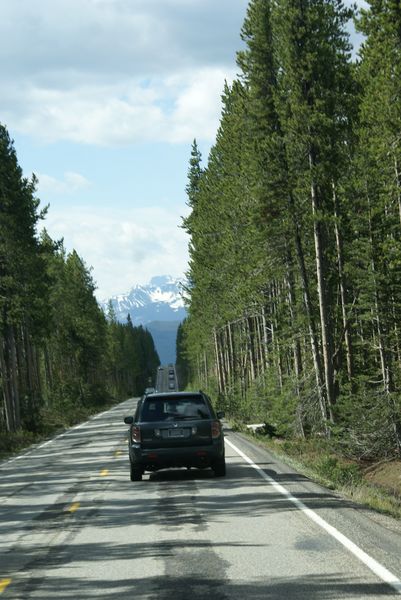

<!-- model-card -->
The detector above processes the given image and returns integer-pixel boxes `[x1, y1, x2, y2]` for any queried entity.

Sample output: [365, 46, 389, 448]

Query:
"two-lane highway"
[156, 365, 178, 392]
[1, 398, 401, 599]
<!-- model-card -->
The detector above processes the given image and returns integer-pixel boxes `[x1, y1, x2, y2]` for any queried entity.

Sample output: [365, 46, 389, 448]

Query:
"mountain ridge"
[102, 275, 187, 325]
[101, 276, 187, 364]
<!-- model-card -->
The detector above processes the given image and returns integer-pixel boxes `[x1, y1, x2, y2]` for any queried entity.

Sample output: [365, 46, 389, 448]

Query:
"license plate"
[168, 428, 184, 438]
[161, 427, 190, 439]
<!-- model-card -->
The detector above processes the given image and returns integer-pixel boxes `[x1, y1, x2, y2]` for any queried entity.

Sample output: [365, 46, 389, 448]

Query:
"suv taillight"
[131, 426, 141, 443]
[211, 420, 221, 439]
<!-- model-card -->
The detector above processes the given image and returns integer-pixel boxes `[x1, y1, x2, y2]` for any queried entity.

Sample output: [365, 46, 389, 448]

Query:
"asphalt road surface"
[156, 365, 178, 392]
[1, 397, 401, 599]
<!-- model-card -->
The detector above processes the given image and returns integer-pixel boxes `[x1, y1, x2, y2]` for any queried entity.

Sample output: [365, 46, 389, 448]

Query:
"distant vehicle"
[168, 381, 175, 389]
[123, 391, 226, 481]
[158, 366, 163, 370]
[144, 387, 156, 395]
[168, 373, 174, 380]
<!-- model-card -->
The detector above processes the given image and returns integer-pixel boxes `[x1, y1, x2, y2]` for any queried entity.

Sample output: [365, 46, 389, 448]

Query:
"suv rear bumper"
[129, 440, 225, 472]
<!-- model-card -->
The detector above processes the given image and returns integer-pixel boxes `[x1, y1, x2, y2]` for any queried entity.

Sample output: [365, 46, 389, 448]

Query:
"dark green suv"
[124, 391, 226, 481]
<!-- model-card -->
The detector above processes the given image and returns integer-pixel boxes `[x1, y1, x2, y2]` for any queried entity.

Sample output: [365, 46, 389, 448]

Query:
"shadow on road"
[8, 570, 396, 599]
[0, 404, 396, 600]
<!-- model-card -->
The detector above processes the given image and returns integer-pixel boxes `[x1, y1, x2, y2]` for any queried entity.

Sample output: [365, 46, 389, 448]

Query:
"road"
[156, 365, 178, 392]
[1, 397, 401, 599]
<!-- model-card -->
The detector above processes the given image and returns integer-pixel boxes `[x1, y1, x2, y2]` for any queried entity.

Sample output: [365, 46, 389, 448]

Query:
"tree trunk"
[7, 325, 21, 430]
[367, 195, 392, 394]
[394, 155, 401, 228]
[333, 181, 354, 384]
[255, 312, 265, 375]
[43, 344, 53, 403]
[239, 319, 247, 398]
[261, 305, 270, 369]
[288, 191, 329, 430]
[310, 152, 335, 422]
[246, 316, 257, 382]
[219, 330, 228, 394]
[0, 332, 16, 432]
[213, 329, 223, 395]
[285, 248, 303, 383]
[227, 322, 235, 387]
[203, 350, 209, 388]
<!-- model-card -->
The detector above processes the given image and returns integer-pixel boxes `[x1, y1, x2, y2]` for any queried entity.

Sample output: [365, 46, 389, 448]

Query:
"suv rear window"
[141, 396, 211, 422]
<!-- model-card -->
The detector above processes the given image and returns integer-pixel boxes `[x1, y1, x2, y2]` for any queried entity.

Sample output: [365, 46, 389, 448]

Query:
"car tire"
[130, 463, 143, 481]
[212, 458, 226, 477]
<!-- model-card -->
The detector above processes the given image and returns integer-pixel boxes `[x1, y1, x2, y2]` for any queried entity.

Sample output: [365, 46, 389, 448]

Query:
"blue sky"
[1, 0, 363, 300]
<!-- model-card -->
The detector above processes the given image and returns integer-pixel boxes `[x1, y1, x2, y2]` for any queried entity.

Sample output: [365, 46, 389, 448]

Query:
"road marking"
[100, 469, 109, 477]
[66, 502, 80, 513]
[0, 579, 12, 594]
[226, 438, 401, 594]
[114, 450, 123, 458]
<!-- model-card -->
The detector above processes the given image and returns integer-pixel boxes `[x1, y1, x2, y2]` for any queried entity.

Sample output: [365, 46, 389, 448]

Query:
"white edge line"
[226, 437, 401, 594]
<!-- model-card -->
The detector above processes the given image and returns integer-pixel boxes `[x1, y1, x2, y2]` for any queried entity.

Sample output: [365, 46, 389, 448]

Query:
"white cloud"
[166, 68, 235, 143]
[42, 204, 190, 300]
[37, 171, 91, 194]
[0, 0, 247, 145]
[4, 68, 234, 146]
[0, 0, 247, 78]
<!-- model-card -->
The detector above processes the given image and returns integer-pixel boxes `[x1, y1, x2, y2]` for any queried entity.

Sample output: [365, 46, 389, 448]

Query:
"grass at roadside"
[234, 424, 401, 521]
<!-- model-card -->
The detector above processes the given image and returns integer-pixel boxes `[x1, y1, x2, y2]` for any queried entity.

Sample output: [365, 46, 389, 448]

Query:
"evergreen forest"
[179, 0, 401, 460]
[0, 124, 159, 454]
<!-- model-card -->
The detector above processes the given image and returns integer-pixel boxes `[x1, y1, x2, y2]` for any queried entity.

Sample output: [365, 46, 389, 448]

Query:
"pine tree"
[351, 0, 401, 451]
[0, 124, 49, 431]
[176, 320, 190, 389]
[271, 0, 355, 423]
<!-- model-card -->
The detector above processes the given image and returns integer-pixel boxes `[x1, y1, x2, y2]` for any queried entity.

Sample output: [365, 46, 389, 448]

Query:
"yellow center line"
[114, 450, 122, 458]
[66, 502, 80, 513]
[0, 579, 12, 594]
[100, 469, 109, 477]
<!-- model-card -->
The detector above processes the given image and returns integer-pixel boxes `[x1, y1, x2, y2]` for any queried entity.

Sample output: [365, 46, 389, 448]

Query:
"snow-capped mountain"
[101, 276, 187, 364]
[103, 275, 187, 325]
